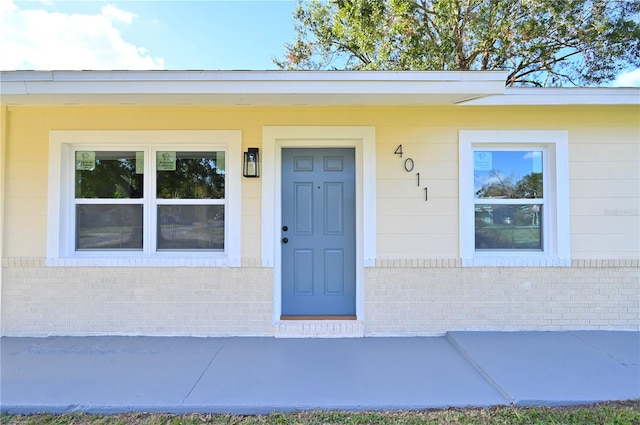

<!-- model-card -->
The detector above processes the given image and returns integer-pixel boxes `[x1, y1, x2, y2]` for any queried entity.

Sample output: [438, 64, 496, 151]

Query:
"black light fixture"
[243, 147, 260, 178]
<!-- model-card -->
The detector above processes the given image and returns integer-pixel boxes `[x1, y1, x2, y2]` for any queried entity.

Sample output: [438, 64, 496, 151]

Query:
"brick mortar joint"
[372, 257, 639, 269]
[3, 257, 639, 269]
[1, 257, 268, 268]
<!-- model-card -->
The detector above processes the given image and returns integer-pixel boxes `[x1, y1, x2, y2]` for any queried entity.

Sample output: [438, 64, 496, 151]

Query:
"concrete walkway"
[1, 331, 638, 414]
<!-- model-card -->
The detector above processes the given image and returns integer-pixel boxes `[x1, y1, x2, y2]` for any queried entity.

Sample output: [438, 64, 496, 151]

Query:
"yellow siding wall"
[3, 104, 639, 259]
[2, 104, 639, 336]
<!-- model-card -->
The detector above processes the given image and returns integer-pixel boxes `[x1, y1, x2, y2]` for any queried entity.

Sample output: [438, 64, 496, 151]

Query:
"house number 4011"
[394, 144, 428, 201]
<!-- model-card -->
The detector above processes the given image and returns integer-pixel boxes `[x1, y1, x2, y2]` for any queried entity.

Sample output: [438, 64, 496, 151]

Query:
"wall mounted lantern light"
[243, 147, 260, 178]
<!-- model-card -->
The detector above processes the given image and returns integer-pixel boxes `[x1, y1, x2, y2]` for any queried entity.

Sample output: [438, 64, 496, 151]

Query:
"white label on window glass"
[474, 151, 492, 171]
[136, 151, 144, 174]
[157, 151, 176, 171]
[75, 151, 95, 171]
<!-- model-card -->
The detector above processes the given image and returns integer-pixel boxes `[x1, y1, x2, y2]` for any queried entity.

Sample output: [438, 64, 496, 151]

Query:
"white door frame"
[261, 126, 376, 322]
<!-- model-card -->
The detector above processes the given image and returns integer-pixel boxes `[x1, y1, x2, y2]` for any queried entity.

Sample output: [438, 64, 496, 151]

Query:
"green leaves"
[275, 0, 640, 86]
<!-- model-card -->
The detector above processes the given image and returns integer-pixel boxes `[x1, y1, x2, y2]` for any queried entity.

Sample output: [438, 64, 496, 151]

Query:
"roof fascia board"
[3, 71, 637, 106]
[0, 93, 491, 106]
[1, 70, 507, 97]
[1, 70, 508, 82]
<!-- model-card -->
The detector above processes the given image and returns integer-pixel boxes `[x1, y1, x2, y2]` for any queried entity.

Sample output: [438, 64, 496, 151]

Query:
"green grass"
[2, 401, 639, 425]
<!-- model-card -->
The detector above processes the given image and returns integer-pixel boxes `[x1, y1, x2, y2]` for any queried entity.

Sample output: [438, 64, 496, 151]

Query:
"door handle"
[282, 238, 289, 244]
[282, 225, 288, 231]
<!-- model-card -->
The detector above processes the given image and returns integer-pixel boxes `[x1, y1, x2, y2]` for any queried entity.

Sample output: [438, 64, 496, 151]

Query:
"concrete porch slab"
[2, 331, 638, 414]
[446, 331, 640, 406]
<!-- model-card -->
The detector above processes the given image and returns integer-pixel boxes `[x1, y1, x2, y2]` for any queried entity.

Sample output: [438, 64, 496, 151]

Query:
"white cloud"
[0, 0, 164, 70]
[612, 68, 640, 87]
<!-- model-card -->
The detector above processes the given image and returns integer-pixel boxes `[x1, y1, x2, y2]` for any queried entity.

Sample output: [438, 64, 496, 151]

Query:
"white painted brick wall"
[364, 260, 639, 336]
[1, 258, 638, 337]
[1, 260, 273, 336]
[274, 320, 365, 338]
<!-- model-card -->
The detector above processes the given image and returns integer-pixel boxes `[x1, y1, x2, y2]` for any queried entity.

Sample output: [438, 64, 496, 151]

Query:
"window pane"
[475, 204, 542, 250]
[474, 151, 543, 199]
[156, 151, 225, 199]
[157, 205, 224, 250]
[75, 151, 144, 199]
[76, 205, 143, 250]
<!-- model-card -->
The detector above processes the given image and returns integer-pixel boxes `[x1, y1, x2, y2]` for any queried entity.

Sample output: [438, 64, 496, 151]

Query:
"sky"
[1, 0, 639, 86]
[474, 150, 542, 196]
[1, 0, 298, 70]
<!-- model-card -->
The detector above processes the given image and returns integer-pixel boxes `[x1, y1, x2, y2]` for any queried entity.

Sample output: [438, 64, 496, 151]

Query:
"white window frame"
[48, 131, 242, 267]
[459, 130, 570, 267]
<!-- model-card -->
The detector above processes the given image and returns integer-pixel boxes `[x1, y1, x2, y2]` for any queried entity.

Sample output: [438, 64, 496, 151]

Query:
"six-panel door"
[281, 148, 356, 316]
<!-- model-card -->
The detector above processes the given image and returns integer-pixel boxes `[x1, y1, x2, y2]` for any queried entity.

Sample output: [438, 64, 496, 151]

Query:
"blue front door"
[281, 148, 356, 316]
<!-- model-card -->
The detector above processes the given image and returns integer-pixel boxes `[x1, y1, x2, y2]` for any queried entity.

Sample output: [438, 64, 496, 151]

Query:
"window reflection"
[75, 151, 143, 199]
[157, 205, 224, 250]
[156, 151, 225, 199]
[76, 205, 143, 250]
[475, 204, 542, 250]
[474, 151, 543, 199]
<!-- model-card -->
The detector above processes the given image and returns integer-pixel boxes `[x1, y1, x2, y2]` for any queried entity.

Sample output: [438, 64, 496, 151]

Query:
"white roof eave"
[1, 70, 508, 106]
[1, 70, 638, 106]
